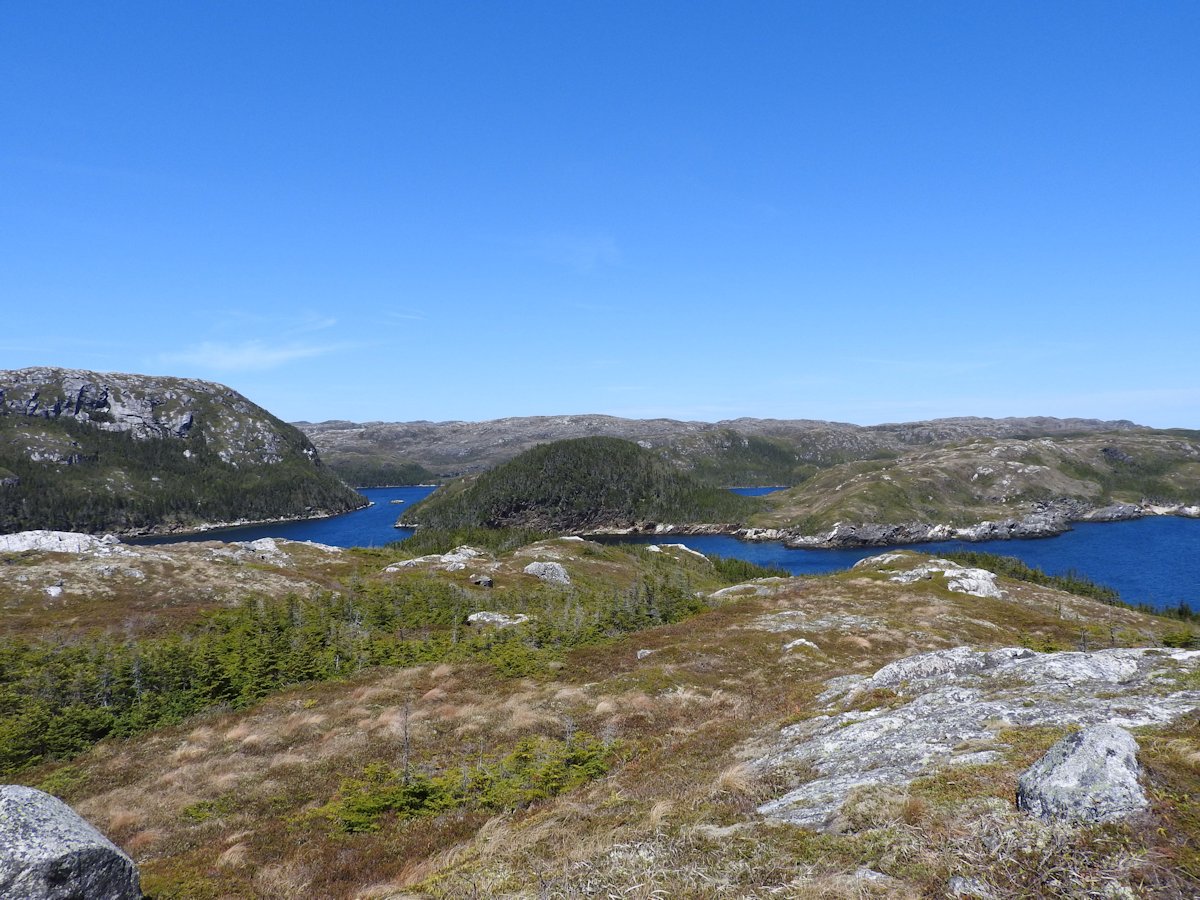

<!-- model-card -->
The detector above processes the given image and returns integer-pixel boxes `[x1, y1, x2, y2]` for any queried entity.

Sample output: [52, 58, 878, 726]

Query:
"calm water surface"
[141, 485, 1200, 612]
[605, 517, 1200, 612]
[135, 486, 437, 548]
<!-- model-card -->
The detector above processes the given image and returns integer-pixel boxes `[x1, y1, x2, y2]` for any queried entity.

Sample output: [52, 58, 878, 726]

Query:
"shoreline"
[583, 503, 1200, 550]
[119, 497, 373, 540]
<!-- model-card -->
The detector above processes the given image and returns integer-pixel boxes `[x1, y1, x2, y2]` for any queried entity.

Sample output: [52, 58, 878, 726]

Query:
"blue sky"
[3, 2, 1197, 427]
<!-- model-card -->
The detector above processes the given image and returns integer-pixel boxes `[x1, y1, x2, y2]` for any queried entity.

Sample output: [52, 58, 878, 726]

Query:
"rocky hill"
[749, 430, 1200, 547]
[296, 414, 1143, 485]
[393, 428, 1200, 548]
[399, 436, 760, 531]
[3, 530, 1196, 897]
[0, 367, 364, 534]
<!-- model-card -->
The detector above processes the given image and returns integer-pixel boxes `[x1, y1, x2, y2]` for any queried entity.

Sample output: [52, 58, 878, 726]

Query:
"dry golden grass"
[16, 552, 1195, 899]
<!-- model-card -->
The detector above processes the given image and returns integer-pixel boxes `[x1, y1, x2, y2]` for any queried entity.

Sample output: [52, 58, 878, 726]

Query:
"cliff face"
[0, 367, 363, 534]
[1, 367, 302, 465]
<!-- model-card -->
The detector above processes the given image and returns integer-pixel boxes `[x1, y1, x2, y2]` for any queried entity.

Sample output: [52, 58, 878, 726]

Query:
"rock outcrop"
[755, 646, 1199, 828]
[466, 611, 530, 628]
[384, 546, 489, 574]
[0, 531, 127, 555]
[523, 561, 571, 585]
[855, 553, 1004, 599]
[0, 785, 141, 899]
[1016, 724, 1149, 823]
[1, 367, 284, 462]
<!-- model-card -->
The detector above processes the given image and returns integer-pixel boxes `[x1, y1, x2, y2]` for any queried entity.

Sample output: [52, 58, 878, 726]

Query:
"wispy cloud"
[158, 340, 347, 372]
[382, 310, 427, 322]
[286, 314, 338, 335]
[521, 233, 621, 273]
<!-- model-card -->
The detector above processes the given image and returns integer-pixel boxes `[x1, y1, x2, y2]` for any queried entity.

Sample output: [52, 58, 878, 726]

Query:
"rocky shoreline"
[586, 500, 1200, 550]
[115, 497, 372, 539]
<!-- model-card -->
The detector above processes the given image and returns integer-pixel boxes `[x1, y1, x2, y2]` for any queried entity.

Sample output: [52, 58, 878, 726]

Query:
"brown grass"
[13, 550, 1195, 899]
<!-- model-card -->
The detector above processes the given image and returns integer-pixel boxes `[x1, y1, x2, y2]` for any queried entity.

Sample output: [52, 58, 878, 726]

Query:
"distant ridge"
[297, 413, 1145, 485]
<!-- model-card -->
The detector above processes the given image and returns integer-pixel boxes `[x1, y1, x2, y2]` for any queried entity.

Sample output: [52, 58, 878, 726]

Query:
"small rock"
[853, 866, 893, 882]
[470, 574, 493, 587]
[636, 649, 653, 660]
[0, 785, 141, 899]
[523, 561, 570, 585]
[1017, 724, 1149, 823]
[948, 875, 993, 898]
[466, 611, 529, 628]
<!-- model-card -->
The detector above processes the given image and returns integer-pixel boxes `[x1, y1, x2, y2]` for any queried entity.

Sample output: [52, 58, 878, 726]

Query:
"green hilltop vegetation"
[400, 436, 761, 531]
[0, 367, 364, 534]
[322, 458, 436, 488]
[656, 428, 823, 486]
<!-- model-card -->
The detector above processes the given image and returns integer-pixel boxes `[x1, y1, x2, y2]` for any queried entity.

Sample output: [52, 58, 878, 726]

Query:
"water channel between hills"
[136, 485, 1200, 613]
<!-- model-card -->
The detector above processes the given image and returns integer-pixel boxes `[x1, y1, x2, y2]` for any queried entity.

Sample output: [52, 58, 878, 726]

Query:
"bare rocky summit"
[3, 367, 294, 465]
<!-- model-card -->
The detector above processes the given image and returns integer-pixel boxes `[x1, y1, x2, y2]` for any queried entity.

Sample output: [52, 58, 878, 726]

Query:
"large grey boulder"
[523, 561, 571, 585]
[1017, 724, 1149, 823]
[0, 785, 140, 899]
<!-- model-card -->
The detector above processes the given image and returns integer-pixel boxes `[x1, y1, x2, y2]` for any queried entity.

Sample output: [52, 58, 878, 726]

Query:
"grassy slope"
[400, 436, 761, 531]
[6, 536, 1196, 898]
[752, 431, 1200, 531]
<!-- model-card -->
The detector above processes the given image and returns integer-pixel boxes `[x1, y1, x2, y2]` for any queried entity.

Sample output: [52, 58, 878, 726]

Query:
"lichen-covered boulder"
[523, 561, 571, 585]
[1017, 724, 1148, 823]
[0, 785, 140, 899]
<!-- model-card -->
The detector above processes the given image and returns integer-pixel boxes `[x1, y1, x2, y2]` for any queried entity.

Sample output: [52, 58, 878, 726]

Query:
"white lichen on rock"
[755, 646, 1200, 828]
[523, 561, 571, 585]
[0, 785, 141, 900]
[385, 546, 487, 573]
[855, 553, 1004, 599]
[1017, 724, 1149, 823]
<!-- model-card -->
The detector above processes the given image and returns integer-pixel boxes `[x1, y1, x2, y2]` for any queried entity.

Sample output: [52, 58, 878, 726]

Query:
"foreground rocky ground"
[2, 534, 1197, 897]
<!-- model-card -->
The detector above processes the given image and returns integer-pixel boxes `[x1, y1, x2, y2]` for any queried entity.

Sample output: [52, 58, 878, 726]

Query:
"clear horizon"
[4, 3, 1198, 429]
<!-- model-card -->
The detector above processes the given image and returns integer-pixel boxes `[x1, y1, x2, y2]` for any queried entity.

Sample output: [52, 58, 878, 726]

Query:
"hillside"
[4, 530, 1196, 898]
[0, 367, 364, 534]
[398, 437, 761, 531]
[751, 430, 1200, 546]
[296, 414, 1142, 484]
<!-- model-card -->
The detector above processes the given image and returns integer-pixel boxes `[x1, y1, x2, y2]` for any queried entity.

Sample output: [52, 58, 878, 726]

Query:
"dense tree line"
[324, 458, 436, 488]
[669, 430, 818, 487]
[0, 412, 363, 533]
[400, 437, 761, 531]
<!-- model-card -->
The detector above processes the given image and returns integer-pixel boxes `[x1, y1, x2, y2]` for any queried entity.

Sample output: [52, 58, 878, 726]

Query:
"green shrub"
[320, 733, 614, 833]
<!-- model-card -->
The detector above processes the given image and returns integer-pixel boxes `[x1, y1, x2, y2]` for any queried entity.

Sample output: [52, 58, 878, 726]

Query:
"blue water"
[604, 518, 1200, 612]
[138, 485, 1200, 612]
[134, 486, 437, 548]
[729, 486, 788, 496]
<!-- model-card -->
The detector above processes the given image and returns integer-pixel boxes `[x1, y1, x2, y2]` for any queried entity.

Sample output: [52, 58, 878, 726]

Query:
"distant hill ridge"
[0, 367, 363, 534]
[297, 413, 1145, 485]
